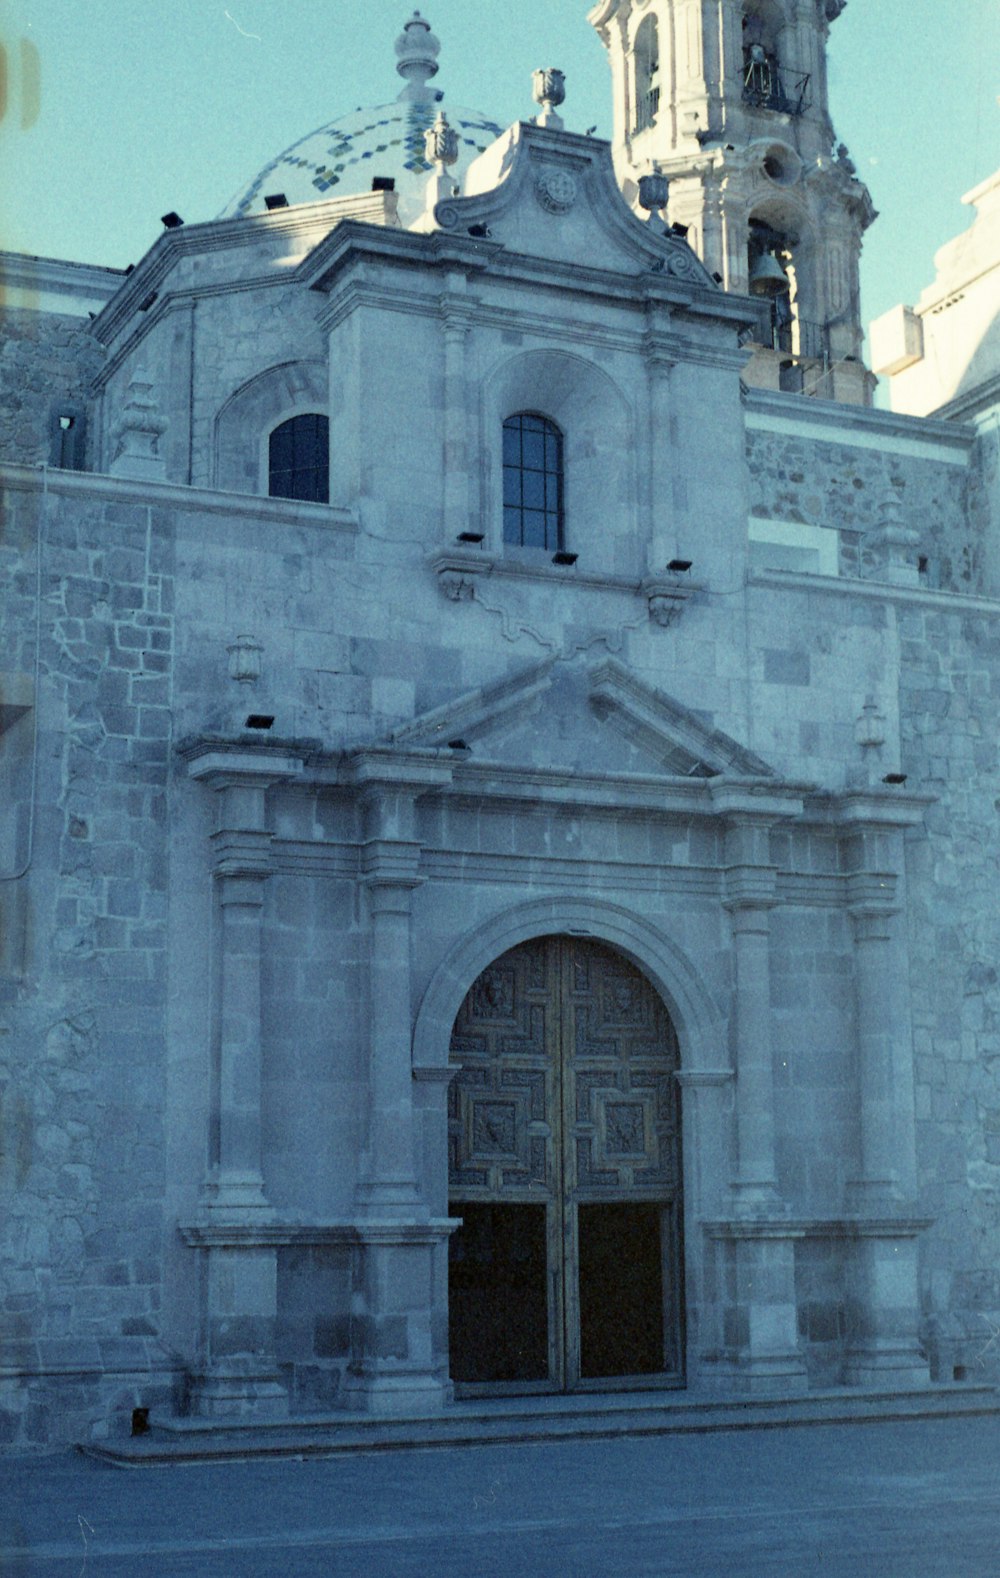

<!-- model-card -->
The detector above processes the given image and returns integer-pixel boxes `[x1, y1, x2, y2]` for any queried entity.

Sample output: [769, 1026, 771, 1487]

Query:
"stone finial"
[532, 68, 566, 129]
[227, 635, 263, 684]
[866, 493, 921, 587]
[855, 696, 886, 752]
[424, 109, 459, 169]
[395, 10, 441, 100]
[422, 109, 460, 216]
[109, 374, 168, 481]
[638, 170, 670, 227]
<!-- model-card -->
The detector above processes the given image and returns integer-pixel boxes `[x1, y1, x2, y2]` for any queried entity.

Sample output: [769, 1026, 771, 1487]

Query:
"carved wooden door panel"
[448, 936, 682, 1392]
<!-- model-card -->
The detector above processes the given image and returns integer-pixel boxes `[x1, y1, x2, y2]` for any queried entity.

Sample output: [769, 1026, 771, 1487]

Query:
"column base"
[340, 1369, 453, 1418]
[845, 1341, 931, 1390]
[188, 1364, 289, 1421]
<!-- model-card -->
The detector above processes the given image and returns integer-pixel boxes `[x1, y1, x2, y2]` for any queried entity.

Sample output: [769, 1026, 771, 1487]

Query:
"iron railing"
[742, 63, 811, 117]
[634, 85, 660, 133]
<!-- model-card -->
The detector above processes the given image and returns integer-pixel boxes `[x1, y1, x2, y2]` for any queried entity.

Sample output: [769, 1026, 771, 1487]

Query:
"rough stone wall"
[0, 309, 105, 467]
[0, 484, 176, 1449]
[898, 604, 1000, 1382]
[746, 428, 978, 592]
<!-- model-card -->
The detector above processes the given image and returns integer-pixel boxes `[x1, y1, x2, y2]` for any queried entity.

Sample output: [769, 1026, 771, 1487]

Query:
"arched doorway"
[447, 936, 683, 1393]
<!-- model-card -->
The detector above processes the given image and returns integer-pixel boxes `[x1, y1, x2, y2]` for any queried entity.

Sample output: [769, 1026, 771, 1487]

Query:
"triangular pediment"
[388, 656, 775, 782]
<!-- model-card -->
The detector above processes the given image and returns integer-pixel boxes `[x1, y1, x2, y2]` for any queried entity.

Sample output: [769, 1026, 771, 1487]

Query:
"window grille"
[268, 413, 329, 502]
[502, 413, 564, 551]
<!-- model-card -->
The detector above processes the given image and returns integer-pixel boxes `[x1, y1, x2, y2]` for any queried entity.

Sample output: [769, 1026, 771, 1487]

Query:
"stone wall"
[0, 308, 105, 468]
[897, 602, 1000, 1381]
[0, 478, 176, 1448]
[746, 425, 978, 592]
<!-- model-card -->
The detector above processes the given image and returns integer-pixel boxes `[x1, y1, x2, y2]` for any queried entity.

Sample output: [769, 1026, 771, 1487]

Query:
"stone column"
[181, 746, 304, 1420]
[839, 795, 932, 1387]
[342, 758, 458, 1416]
[711, 781, 809, 1393]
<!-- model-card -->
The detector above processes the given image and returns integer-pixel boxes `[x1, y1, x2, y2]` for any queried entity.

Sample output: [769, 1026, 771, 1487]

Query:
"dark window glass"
[268, 413, 329, 503]
[501, 413, 563, 550]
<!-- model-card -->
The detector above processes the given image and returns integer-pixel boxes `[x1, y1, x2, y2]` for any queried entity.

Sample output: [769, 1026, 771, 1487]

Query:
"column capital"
[723, 864, 779, 916]
[211, 829, 273, 881]
[361, 838, 424, 892]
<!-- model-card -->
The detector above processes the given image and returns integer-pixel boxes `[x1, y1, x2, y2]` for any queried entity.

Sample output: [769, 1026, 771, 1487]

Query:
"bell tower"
[589, 0, 876, 404]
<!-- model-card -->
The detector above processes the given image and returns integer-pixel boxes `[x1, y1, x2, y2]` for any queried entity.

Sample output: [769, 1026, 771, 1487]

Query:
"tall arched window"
[268, 413, 329, 502]
[633, 14, 660, 133]
[502, 413, 563, 550]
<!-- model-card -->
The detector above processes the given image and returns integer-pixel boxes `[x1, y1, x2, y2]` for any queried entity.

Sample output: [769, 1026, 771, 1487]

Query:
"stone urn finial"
[866, 491, 921, 587]
[638, 169, 670, 227]
[227, 634, 263, 685]
[395, 10, 441, 100]
[532, 68, 566, 129]
[109, 374, 168, 481]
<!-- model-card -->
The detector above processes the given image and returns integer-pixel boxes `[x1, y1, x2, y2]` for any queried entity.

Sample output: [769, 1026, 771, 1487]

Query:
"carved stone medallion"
[535, 168, 578, 214]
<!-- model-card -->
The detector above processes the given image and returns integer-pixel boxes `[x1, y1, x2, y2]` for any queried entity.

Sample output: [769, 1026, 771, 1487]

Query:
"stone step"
[81, 1384, 1000, 1467]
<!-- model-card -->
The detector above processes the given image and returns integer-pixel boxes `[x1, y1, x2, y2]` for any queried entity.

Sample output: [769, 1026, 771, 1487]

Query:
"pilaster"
[341, 754, 457, 1414]
[836, 790, 934, 1387]
[180, 744, 305, 1420]
[708, 779, 810, 1391]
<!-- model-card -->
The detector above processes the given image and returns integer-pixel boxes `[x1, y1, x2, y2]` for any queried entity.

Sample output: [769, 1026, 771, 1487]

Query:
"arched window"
[502, 413, 563, 550]
[633, 14, 660, 133]
[268, 413, 329, 502]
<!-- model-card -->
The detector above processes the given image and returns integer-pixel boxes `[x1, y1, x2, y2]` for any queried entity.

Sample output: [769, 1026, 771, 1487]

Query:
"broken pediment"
[388, 656, 775, 783]
[431, 120, 717, 286]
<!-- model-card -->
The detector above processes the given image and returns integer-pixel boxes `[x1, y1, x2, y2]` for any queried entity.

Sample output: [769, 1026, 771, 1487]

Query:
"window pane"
[503, 466, 522, 507]
[522, 469, 545, 510]
[522, 509, 546, 547]
[503, 506, 522, 544]
[502, 424, 521, 466]
[521, 430, 545, 470]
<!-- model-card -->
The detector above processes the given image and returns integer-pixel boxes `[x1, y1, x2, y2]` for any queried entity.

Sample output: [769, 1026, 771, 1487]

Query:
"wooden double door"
[448, 936, 683, 1392]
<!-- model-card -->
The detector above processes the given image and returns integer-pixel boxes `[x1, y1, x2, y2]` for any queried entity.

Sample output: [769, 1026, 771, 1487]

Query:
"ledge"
[179, 1218, 460, 1248]
[702, 1215, 933, 1240]
[0, 463, 359, 532]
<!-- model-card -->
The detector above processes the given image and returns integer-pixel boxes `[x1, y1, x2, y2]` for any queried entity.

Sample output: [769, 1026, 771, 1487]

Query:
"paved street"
[3, 1414, 1000, 1575]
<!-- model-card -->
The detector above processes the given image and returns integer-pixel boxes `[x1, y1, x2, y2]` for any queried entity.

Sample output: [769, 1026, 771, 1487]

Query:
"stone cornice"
[751, 567, 1000, 617]
[179, 1218, 459, 1247]
[702, 1215, 932, 1240]
[0, 463, 358, 533]
[90, 191, 399, 345]
[301, 215, 755, 335]
[744, 385, 975, 460]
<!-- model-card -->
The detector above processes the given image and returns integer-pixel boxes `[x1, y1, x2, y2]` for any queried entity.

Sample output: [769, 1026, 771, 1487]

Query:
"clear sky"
[0, 0, 997, 338]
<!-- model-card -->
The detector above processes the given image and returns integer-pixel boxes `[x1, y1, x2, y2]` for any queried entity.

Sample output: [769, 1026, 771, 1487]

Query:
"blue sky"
[0, 0, 997, 335]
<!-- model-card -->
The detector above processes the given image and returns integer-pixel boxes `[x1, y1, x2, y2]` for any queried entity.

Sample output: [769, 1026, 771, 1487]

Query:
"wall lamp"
[264, 193, 289, 210]
[552, 550, 578, 566]
[160, 211, 183, 229]
[668, 559, 692, 573]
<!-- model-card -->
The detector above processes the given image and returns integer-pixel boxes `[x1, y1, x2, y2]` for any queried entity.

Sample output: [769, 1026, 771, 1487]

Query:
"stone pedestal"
[340, 1222, 457, 1417]
[845, 1228, 931, 1389]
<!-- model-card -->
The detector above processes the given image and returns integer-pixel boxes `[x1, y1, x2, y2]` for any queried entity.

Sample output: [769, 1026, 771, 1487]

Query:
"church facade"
[2, 6, 999, 1450]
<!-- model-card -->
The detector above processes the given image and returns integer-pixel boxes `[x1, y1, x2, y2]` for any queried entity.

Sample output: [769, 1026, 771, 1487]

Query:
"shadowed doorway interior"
[447, 936, 683, 1394]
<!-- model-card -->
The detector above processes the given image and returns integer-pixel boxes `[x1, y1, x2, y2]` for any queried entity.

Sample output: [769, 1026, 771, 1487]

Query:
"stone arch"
[412, 895, 724, 1079]
[480, 347, 638, 575]
[213, 360, 328, 495]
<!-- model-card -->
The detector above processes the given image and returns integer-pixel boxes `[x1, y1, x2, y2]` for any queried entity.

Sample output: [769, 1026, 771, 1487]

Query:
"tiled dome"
[219, 12, 503, 227]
